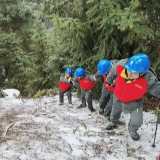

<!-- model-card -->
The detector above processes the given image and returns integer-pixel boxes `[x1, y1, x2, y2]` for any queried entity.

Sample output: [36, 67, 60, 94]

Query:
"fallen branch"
[3, 122, 15, 137]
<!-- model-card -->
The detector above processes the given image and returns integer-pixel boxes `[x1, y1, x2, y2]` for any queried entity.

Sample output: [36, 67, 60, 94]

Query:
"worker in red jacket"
[58, 68, 73, 106]
[106, 53, 160, 141]
[95, 59, 118, 120]
[73, 67, 96, 112]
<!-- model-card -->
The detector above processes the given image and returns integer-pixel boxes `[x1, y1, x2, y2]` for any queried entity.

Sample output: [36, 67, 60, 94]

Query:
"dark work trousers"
[59, 87, 72, 104]
[103, 92, 113, 117]
[81, 88, 94, 109]
[99, 84, 110, 110]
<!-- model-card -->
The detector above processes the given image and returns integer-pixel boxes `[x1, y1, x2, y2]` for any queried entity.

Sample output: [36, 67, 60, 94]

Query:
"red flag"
[159, 152, 160, 160]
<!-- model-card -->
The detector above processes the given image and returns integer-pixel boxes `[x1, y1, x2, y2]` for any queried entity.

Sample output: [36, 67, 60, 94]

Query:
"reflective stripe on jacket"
[114, 65, 148, 102]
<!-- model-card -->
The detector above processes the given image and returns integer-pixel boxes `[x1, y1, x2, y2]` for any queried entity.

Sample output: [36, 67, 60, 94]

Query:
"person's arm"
[106, 59, 128, 85]
[110, 59, 119, 66]
[60, 73, 71, 83]
[94, 71, 102, 81]
[72, 77, 79, 85]
[85, 71, 96, 81]
[145, 71, 160, 98]
[106, 63, 118, 86]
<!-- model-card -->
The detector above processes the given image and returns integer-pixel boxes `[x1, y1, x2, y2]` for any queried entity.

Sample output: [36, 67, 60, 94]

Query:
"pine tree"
[43, 0, 158, 70]
[43, 0, 160, 98]
[0, 0, 54, 96]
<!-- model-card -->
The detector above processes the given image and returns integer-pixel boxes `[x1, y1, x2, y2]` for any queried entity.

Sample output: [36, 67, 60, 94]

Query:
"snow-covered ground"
[0, 92, 159, 160]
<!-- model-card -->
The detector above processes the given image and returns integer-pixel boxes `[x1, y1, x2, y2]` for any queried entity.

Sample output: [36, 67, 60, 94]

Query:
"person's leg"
[128, 106, 143, 140]
[106, 93, 122, 130]
[81, 88, 86, 107]
[59, 88, 64, 104]
[77, 88, 86, 108]
[99, 85, 110, 114]
[66, 88, 72, 104]
[103, 92, 113, 119]
[85, 88, 95, 112]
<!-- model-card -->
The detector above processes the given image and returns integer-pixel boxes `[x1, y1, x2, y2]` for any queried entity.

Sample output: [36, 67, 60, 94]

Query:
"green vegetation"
[0, 0, 160, 100]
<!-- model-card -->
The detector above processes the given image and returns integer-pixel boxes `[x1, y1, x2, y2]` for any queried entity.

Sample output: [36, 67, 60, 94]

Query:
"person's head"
[74, 67, 85, 78]
[65, 68, 72, 78]
[124, 53, 149, 80]
[97, 59, 112, 75]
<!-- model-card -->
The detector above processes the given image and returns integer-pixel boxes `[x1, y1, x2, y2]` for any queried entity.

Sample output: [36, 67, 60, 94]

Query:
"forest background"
[0, 0, 160, 108]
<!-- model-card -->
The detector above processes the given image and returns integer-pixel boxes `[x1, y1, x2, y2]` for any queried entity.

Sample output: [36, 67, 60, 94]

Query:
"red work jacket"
[77, 77, 95, 90]
[114, 65, 148, 102]
[59, 81, 72, 92]
[103, 75, 114, 92]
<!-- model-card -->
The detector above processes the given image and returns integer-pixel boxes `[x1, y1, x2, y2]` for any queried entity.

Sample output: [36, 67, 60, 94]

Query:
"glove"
[106, 82, 111, 86]
[107, 79, 116, 87]
[94, 75, 100, 81]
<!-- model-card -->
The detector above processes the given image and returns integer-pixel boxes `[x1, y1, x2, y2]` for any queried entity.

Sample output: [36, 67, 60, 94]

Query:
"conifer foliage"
[43, 0, 160, 72]
[0, 0, 53, 96]
[43, 0, 160, 97]
[0, 0, 160, 97]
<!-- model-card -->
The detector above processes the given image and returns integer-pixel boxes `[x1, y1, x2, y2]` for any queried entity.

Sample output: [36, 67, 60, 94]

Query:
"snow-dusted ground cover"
[0, 92, 159, 160]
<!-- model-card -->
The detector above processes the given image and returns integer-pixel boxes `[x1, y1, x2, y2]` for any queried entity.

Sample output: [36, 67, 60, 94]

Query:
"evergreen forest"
[0, 0, 160, 101]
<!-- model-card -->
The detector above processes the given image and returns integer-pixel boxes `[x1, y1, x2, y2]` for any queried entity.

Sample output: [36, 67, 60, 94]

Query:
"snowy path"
[0, 93, 159, 160]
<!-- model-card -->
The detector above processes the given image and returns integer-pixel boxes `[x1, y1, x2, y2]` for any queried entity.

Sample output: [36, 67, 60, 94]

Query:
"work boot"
[99, 108, 104, 114]
[89, 107, 95, 112]
[68, 103, 73, 107]
[77, 104, 86, 108]
[129, 129, 140, 141]
[106, 122, 117, 130]
[88, 105, 95, 112]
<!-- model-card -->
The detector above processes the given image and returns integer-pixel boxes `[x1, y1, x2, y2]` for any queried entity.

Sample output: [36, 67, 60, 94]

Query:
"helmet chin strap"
[139, 72, 145, 78]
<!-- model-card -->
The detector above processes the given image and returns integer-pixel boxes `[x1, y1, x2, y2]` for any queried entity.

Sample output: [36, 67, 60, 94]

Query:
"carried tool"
[152, 99, 160, 148]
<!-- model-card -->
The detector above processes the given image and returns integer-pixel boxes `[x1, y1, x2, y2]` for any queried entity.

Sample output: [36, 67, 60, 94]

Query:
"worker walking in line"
[58, 68, 73, 106]
[106, 53, 160, 141]
[94, 59, 118, 120]
[73, 67, 96, 112]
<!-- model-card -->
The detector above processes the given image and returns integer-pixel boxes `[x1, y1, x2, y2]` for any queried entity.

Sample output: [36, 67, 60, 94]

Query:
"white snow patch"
[0, 92, 159, 160]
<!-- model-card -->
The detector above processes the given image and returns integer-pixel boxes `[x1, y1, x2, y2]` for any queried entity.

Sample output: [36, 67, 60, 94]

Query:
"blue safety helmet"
[97, 59, 112, 75]
[74, 67, 85, 78]
[124, 53, 149, 73]
[65, 68, 72, 75]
